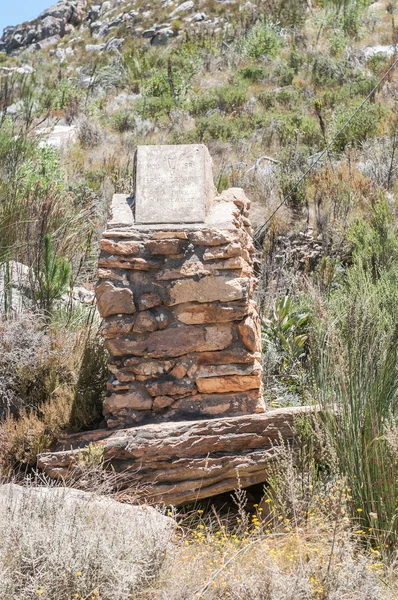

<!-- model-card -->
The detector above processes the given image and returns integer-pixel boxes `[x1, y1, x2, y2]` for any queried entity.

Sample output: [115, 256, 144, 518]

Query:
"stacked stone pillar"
[96, 146, 264, 429]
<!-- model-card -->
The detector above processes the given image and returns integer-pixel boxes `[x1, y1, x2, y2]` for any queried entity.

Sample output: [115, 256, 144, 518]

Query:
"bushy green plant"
[263, 296, 309, 371]
[191, 85, 247, 116]
[236, 18, 285, 60]
[257, 90, 276, 109]
[112, 110, 135, 133]
[347, 196, 398, 279]
[332, 102, 388, 151]
[69, 332, 108, 431]
[238, 65, 267, 82]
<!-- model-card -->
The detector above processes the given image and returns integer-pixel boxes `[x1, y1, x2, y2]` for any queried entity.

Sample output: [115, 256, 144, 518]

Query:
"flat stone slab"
[134, 144, 214, 225]
[37, 406, 320, 506]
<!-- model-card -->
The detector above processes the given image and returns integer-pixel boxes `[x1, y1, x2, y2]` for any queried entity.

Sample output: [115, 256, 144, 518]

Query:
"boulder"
[170, 1, 195, 18]
[0, 483, 175, 588]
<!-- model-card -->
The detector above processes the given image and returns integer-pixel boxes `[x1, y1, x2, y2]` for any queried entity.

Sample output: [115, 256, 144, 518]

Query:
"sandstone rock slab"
[37, 407, 317, 506]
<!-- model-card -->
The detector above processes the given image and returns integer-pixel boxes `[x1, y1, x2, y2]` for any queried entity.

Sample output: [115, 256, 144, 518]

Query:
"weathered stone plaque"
[134, 144, 214, 224]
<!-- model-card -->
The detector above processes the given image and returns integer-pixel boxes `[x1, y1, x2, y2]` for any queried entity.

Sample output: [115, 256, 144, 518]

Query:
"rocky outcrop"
[0, 0, 87, 54]
[97, 188, 264, 428]
[38, 406, 314, 506]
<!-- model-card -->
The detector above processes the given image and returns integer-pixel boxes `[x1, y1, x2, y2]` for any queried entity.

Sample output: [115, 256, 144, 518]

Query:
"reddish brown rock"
[105, 326, 205, 358]
[98, 257, 160, 271]
[167, 276, 249, 306]
[174, 302, 248, 324]
[170, 364, 187, 379]
[151, 231, 188, 240]
[152, 396, 175, 411]
[96, 282, 135, 318]
[145, 239, 187, 255]
[97, 269, 126, 282]
[133, 311, 158, 333]
[196, 374, 261, 394]
[195, 347, 258, 366]
[238, 314, 261, 352]
[100, 239, 142, 256]
[188, 229, 239, 246]
[203, 243, 242, 261]
[124, 358, 175, 378]
[146, 378, 196, 398]
[103, 386, 153, 413]
[156, 261, 211, 281]
[38, 407, 318, 506]
[108, 366, 136, 383]
[101, 315, 136, 338]
[190, 361, 261, 379]
[138, 292, 162, 311]
[170, 389, 265, 418]
[196, 323, 233, 352]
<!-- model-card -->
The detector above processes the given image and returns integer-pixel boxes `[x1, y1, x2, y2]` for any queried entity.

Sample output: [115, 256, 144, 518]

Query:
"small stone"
[146, 378, 195, 398]
[196, 324, 233, 352]
[138, 292, 162, 311]
[188, 229, 239, 246]
[96, 281, 135, 318]
[203, 243, 243, 261]
[190, 361, 260, 379]
[101, 315, 135, 338]
[100, 239, 142, 255]
[152, 396, 175, 411]
[108, 366, 136, 382]
[174, 302, 248, 324]
[167, 276, 249, 306]
[124, 359, 175, 378]
[196, 374, 261, 394]
[156, 261, 211, 281]
[170, 364, 187, 379]
[145, 239, 187, 255]
[98, 257, 160, 271]
[97, 268, 126, 282]
[133, 311, 158, 333]
[238, 314, 261, 352]
[103, 386, 153, 412]
[196, 347, 257, 365]
[151, 231, 188, 240]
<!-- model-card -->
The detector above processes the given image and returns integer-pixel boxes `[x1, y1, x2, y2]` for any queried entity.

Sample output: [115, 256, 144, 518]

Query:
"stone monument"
[38, 144, 312, 506]
[96, 143, 265, 428]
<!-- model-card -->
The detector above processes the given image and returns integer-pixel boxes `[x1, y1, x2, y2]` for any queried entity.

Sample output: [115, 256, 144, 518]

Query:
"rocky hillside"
[1, 0, 233, 55]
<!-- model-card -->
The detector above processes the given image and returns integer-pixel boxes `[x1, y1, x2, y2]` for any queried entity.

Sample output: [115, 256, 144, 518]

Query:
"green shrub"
[69, 332, 108, 431]
[347, 196, 398, 279]
[312, 55, 350, 87]
[276, 88, 299, 107]
[238, 65, 267, 82]
[112, 111, 135, 133]
[134, 95, 174, 119]
[332, 102, 388, 151]
[236, 18, 285, 60]
[257, 90, 276, 109]
[367, 53, 390, 76]
[191, 85, 247, 116]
